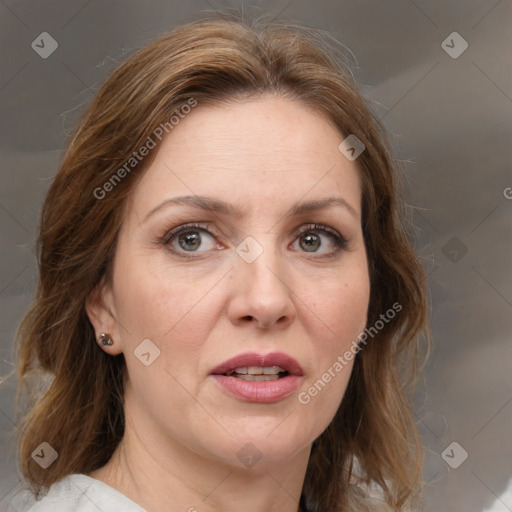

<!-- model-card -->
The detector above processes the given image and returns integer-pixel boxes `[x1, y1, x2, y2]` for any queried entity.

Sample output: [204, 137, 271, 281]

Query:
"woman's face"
[90, 96, 370, 470]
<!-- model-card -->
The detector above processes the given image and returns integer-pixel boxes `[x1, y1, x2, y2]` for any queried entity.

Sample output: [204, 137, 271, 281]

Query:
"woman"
[10, 10, 429, 512]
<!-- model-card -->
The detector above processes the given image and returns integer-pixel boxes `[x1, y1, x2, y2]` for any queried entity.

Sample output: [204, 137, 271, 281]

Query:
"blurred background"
[0, 1, 511, 511]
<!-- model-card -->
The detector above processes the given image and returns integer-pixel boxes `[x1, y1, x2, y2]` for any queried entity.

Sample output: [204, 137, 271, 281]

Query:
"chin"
[197, 419, 316, 470]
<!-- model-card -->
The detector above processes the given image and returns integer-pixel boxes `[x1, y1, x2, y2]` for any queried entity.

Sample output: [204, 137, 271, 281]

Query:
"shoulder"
[347, 461, 419, 512]
[7, 474, 146, 512]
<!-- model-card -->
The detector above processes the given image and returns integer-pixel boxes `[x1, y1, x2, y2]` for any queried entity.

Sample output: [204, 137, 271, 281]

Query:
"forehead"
[128, 96, 363, 219]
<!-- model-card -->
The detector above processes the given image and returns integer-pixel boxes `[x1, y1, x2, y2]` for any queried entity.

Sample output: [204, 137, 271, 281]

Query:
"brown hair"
[12, 10, 429, 512]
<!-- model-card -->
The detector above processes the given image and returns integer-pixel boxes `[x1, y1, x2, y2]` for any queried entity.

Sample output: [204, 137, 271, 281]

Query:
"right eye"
[162, 223, 224, 257]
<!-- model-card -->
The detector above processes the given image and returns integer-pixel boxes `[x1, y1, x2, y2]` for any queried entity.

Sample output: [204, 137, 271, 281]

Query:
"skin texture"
[86, 95, 371, 512]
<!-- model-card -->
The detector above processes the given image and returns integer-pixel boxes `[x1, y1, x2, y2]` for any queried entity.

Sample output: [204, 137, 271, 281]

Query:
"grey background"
[1, 1, 511, 511]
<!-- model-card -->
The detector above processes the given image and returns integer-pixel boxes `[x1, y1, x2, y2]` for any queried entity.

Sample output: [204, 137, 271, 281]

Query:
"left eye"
[290, 225, 347, 255]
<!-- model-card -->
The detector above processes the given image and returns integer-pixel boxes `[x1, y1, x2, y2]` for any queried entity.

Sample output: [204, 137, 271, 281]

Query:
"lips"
[209, 352, 304, 403]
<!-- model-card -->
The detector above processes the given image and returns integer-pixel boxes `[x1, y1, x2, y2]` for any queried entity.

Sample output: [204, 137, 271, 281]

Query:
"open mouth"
[210, 352, 304, 403]
[224, 366, 290, 381]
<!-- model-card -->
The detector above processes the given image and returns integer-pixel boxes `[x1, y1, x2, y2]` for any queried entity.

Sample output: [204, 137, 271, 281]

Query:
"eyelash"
[159, 222, 348, 259]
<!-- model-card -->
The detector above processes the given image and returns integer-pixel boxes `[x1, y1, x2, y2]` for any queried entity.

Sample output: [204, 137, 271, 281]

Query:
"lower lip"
[211, 374, 304, 403]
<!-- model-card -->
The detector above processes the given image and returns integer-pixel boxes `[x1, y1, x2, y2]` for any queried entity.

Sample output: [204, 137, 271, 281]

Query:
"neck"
[89, 390, 311, 512]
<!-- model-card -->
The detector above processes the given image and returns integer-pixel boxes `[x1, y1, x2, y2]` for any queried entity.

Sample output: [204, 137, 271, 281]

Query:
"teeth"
[236, 374, 280, 381]
[263, 366, 285, 374]
[228, 366, 287, 378]
[231, 366, 286, 375]
[246, 365, 285, 375]
[227, 366, 287, 380]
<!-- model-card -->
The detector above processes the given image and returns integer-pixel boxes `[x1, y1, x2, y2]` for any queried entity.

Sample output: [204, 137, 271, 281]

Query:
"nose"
[227, 240, 296, 330]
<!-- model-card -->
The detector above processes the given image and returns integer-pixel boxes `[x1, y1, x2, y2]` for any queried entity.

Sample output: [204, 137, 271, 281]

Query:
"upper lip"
[210, 351, 304, 376]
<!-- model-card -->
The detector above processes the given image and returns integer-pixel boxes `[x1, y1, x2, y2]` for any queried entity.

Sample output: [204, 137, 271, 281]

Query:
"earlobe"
[98, 333, 114, 346]
[85, 278, 122, 354]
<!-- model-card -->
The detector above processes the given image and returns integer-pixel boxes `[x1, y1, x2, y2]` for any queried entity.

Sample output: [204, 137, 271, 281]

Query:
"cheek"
[297, 262, 369, 411]
[112, 251, 215, 339]
[303, 265, 370, 351]
[110, 254, 216, 420]
[111, 251, 222, 393]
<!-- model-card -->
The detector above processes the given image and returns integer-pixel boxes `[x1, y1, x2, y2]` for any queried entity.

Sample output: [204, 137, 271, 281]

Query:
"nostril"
[241, 315, 270, 329]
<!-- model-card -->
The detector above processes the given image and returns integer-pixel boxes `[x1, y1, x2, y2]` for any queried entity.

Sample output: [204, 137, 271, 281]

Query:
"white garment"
[482, 477, 512, 512]
[7, 474, 146, 512]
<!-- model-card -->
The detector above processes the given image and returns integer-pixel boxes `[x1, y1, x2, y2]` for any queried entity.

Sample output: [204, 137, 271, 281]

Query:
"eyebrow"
[144, 194, 359, 221]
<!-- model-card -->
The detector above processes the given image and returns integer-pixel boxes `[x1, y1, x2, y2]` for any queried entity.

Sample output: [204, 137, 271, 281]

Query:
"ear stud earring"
[98, 333, 114, 346]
